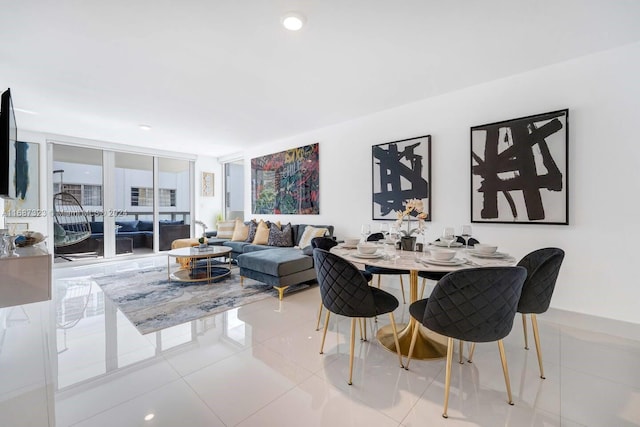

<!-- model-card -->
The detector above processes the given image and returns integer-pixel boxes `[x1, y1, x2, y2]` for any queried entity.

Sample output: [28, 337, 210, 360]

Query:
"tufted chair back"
[311, 236, 338, 251]
[423, 267, 527, 343]
[517, 248, 564, 314]
[313, 248, 380, 318]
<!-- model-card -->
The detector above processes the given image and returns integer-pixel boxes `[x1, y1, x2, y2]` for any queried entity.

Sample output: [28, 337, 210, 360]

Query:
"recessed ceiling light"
[281, 12, 305, 31]
[139, 124, 152, 131]
[144, 413, 155, 421]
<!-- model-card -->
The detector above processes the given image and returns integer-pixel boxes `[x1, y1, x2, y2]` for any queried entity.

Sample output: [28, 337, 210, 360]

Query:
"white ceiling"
[2, 0, 640, 157]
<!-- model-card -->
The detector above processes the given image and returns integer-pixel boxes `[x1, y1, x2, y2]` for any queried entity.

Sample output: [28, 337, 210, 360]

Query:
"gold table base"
[376, 269, 448, 360]
[377, 321, 448, 360]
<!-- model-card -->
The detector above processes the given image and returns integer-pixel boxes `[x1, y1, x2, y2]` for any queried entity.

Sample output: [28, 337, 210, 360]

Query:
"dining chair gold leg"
[522, 313, 529, 350]
[497, 339, 514, 405]
[240, 276, 244, 287]
[316, 301, 323, 331]
[319, 311, 330, 354]
[399, 276, 406, 304]
[348, 318, 356, 385]
[467, 343, 476, 363]
[404, 322, 420, 370]
[358, 318, 367, 341]
[531, 314, 546, 379]
[377, 275, 381, 288]
[388, 313, 404, 368]
[458, 340, 464, 364]
[442, 337, 454, 418]
[419, 277, 426, 299]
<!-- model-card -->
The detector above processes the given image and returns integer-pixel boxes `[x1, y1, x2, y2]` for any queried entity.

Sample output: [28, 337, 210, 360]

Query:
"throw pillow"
[298, 225, 328, 249]
[267, 222, 293, 247]
[116, 220, 139, 232]
[252, 220, 270, 245]
[245, 219, 258, 242]
[231, 218, 249, 241]
[216, 220, 236, 239]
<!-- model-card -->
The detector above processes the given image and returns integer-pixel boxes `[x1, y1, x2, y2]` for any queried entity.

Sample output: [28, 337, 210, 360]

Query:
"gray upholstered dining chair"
[313, 248, 404, 385]
[467, 248, 564, 380]
[364, 232, 408, 303]
[405, 266, 527, 418]
[514, 247, 564, 379]
[311, 237, 373, 333]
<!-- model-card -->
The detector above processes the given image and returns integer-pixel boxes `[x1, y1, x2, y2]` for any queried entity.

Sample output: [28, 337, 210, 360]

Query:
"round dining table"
[330, 244, 517, 360]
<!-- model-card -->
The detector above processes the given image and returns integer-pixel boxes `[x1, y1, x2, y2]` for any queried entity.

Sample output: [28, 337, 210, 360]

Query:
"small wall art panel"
[372, 135, 431, 220]
[5, 140, 39, 216]
[470, 109, 569, 224]
[251, 143, 319, 214]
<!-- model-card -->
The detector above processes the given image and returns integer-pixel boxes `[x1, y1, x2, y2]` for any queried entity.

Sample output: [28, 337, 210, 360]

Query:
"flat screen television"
[0, 88, 17, 197]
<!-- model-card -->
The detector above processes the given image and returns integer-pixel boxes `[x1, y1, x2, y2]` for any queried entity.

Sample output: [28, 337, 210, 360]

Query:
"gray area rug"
[93, 266, 312, 335]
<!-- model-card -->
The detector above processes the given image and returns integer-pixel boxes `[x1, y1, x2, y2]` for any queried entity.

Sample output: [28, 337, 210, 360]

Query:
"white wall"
[194, 155, 223, 231]
[243, 42, 640, 325]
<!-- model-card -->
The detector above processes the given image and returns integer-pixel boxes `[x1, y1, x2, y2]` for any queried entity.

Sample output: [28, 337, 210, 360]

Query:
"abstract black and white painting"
[471, 109, 569, 225]
[372, 135, 431, 220]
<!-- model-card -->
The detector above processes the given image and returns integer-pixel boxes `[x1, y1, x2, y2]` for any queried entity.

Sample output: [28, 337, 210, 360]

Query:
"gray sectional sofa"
[206, 223, 334, 299]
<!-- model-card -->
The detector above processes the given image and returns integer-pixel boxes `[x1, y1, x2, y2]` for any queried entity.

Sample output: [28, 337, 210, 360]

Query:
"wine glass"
[379, 222, 389, 238]
[360, 224, 371, 242]
[461, 225, 472, 248]
[387, 225, 401, 260]
[441, 227, 456, 248]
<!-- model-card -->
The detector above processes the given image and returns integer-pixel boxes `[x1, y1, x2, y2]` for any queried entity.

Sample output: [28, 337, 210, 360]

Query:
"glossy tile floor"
[1, 256, 639, 426]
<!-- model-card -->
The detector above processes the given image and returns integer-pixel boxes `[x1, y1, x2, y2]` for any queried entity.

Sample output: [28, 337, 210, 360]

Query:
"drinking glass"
[379, 222, 389, 238]
[360, 224, 371, 242]
[441, 227, 456, 248]
[461, 224, 472, 248]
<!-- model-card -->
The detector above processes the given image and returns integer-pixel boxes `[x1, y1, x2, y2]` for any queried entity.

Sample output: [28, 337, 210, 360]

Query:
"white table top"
[167, 245, 232, 258]
[331, 244, 516, 272]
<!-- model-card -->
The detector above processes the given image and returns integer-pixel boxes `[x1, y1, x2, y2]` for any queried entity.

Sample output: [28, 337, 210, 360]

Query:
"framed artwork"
[6, 141, 39, 215]
[471, 109, 569, 224]
[201, 172, 214, 197]
[251, 143, 319, 214]
[372, 135, 431, 220]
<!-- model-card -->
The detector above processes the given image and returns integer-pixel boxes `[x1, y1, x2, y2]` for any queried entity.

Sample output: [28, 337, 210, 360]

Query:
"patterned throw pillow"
[216, 220, 236, 239]
[231, 218, 249, 241]
[252, 220, 270, 245]
[245, 220, 258, 242]
[267, 223, 293, 247]
[297, 226, 328, 249]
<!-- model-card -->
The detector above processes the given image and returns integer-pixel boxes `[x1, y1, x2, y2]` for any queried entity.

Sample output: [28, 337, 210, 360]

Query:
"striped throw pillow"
[216, 220, 236, 239]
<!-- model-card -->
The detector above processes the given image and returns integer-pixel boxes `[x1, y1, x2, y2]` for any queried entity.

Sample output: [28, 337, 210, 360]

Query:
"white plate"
[340, 244, 358, 249]
[352, 252, 384, 259]
[431, 241, 463, 248]
[421, 257, 466, 266]
[467, 250, 508, 259]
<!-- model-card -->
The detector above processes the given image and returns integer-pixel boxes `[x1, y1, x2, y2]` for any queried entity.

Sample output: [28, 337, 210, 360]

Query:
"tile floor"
[1, 256, 639, 426]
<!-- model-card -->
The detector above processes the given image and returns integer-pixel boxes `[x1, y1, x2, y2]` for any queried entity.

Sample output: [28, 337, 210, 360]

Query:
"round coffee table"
[167, 245, 232, 283]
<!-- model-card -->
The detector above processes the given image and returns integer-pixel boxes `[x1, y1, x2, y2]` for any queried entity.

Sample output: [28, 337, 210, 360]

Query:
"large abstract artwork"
[251, 143, 319, 214]
[372, 135, 431, 220]
[471, 109, 569, 224]
[6, 140, 39, 215]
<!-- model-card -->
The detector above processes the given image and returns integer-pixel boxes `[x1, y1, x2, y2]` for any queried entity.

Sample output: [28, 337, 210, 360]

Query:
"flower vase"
[400, 236, 416, 251]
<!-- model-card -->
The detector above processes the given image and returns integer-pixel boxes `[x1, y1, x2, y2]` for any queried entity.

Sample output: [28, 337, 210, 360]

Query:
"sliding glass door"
[51, 143, 193, 261]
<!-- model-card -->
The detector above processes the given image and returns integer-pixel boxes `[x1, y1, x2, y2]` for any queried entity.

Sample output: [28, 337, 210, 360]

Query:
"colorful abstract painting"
[251, 143, 319, 214]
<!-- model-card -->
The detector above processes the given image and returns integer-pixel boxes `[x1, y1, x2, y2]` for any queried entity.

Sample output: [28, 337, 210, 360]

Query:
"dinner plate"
[466, 250, 508, 259]
[421, 257, 466, 266]
[352, 252, 384, 259]
[431, 241, 463, 248]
